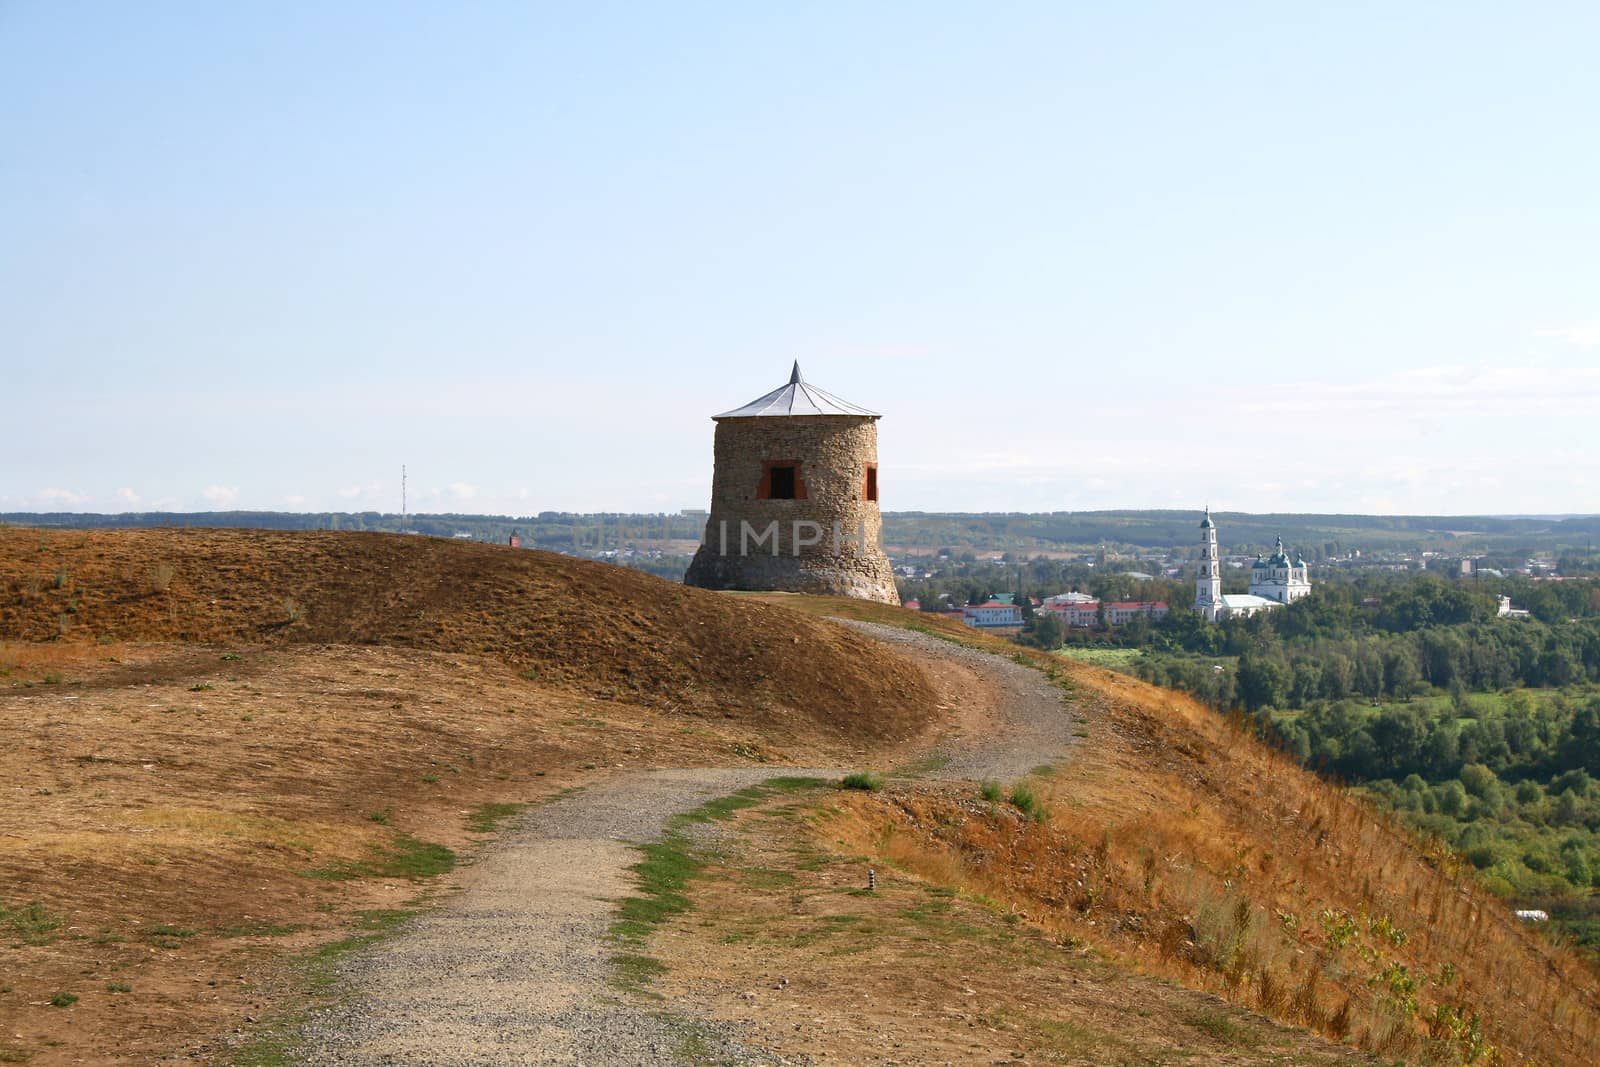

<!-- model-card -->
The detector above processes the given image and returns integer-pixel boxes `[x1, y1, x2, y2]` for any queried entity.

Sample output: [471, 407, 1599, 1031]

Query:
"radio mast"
[402, 465, 407, 520]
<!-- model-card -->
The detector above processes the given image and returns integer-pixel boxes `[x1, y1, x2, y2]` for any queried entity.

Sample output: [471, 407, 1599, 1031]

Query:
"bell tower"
[1195, 507, 1223, 623]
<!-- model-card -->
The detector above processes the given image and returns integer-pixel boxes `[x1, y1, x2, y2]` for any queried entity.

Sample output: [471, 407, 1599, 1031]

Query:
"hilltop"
[2, 529, 1598, 1065]
[0, 528, 941, 1064]
[0, 527, 934, 744]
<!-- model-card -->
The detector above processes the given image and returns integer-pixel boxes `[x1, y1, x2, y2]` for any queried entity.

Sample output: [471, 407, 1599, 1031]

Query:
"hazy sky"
[4, 3, 1597, 517]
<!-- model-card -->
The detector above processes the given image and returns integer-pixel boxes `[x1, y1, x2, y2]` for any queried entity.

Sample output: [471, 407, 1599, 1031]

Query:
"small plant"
[1, 901, 62, 945]
[1008, 784, 1042, 818]
[283, 596, 305, 623]
[48, 992, 77, 1008]
[841, 771, 885, 791]
[367, 809, 391, 824]
[978, 780, 1003, 802]
[143, 924, 198, 939]
[147, 563, 174, 593]
[40, 674, 61, 686]
[52, 569, 69, 590]
[1319, 907, 1359, 949]
[420, 773, 438, 783]
[188, 683, 213, 692]
[220, 652, 241, 661]
[1368, 913, 1408, 947]
[105, 982, 131, 993]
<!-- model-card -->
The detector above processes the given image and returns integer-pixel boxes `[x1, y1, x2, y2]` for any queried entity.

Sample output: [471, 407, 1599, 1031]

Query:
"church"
[1194, 508, 1312, 622]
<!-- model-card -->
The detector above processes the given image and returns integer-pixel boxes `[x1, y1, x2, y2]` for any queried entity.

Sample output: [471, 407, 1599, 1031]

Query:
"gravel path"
[300, 625, 1074, 1065]
[840, 621, 1077, 782]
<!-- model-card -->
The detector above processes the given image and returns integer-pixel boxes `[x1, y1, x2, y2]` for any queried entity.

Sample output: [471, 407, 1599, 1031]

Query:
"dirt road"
[299, 623, 1074, 1065]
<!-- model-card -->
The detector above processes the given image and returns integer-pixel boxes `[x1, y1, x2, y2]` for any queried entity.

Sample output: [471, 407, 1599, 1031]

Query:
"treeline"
[0, 510, 706, 553]
[1078, 572, 1600, 913]
[1119, 578, 1600, 716]
[9, 509, 1600, 564]
[885, 510, 1600, 559]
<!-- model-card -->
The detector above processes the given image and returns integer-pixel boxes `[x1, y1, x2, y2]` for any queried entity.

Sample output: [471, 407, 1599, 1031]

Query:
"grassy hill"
[752, 594, 1600, 1066]
[0, 528, 940, 1065]
[0, 527, 934, 744]
[2, 529, 1597, 1064]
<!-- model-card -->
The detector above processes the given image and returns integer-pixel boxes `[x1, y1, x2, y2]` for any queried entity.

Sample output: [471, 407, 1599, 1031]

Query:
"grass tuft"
[0, 901, 61, 946]
[1183, 1009, 1260, 1047]
[302, 834, 455, 881]
[465, 802, 527, 834]
[1008, 784, 1045, 819]
[840, 771, 886, 792]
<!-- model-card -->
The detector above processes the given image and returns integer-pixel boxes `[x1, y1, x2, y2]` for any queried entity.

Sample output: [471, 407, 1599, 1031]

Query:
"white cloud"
[201, 485, 239, 506]
[1535, 324, 1600, 349]
[284, 494, 308, 506]
[448, 482, 478, 501]
[337, 485, 364, 499]
[37, 487, 90, 507]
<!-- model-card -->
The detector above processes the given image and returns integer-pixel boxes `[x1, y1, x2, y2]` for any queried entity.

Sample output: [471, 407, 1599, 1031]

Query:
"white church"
[1194, 508, 1312, 622]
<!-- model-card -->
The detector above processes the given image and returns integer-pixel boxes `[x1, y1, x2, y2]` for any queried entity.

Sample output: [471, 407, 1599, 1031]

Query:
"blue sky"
[4, 3, 1597, 516]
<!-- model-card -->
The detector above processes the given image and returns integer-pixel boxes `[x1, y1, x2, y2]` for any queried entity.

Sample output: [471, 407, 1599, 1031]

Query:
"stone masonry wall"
[684, 416, 898, 603]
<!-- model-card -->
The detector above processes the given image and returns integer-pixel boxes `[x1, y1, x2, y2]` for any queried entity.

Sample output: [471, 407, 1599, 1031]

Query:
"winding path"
[300, 624, 1075, 1065]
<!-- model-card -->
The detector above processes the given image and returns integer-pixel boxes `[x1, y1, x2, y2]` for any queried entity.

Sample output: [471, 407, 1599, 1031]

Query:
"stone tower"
[1195, 507, 1223, 623]
[684, 363, 899, 604]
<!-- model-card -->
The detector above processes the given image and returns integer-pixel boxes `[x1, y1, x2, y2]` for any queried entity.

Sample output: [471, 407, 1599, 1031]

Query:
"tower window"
[865, 464, 879, 502]
[757, 461, 805, 500]
[769, 466, 796, 499]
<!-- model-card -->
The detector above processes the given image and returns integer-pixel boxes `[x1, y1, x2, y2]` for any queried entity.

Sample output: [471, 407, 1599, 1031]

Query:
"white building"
[962, 601, 1022, 628]
[1194, 510, 1311, 622]
[1104, 601, 1170, 625]
[1497, 595, 1531, 619]
[1248, 535, 1313, 605]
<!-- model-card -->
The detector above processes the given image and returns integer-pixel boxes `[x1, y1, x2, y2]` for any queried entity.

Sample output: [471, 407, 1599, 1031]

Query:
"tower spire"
[789, 360, 803, 385]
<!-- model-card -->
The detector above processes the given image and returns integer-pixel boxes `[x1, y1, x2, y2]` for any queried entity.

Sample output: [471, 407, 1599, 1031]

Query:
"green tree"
[1025, 612, 1065, 651]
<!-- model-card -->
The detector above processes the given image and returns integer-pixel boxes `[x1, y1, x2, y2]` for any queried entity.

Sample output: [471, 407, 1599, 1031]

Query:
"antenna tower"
[402, 465, 407, 519]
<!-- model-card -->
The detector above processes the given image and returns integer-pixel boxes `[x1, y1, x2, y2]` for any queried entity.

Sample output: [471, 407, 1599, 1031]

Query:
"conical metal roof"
[713, 362, 880, 419]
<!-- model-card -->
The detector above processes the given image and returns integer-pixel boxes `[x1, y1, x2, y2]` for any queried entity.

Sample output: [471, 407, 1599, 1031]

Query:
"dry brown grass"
[652, 782, 1372, 1066]
[0, 527, 938, 746]
[823, 657, 1600, 1066]
[0, 530, 951, 1065]
[745, 594, 1600, 1064]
